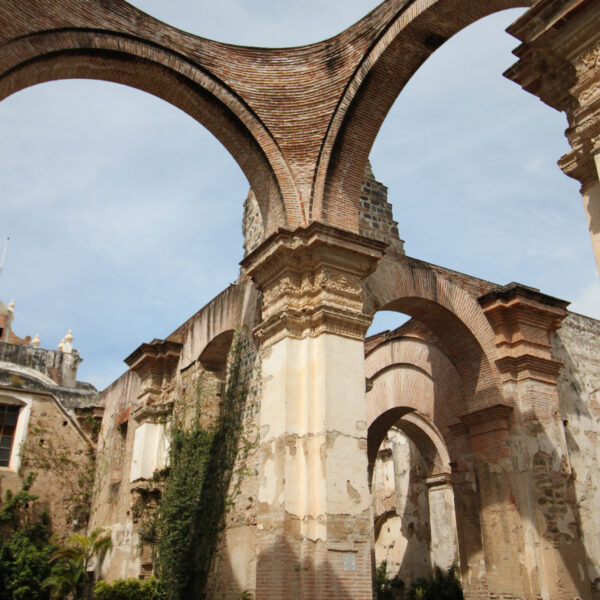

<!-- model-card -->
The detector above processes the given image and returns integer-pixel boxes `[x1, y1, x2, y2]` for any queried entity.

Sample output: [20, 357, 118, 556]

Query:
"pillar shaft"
[479, 284, 591, 600]
[242, 224, 385, 600]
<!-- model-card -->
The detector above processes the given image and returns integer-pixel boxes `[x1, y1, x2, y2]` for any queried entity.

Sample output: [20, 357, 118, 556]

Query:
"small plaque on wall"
[342, 552, 356, 571]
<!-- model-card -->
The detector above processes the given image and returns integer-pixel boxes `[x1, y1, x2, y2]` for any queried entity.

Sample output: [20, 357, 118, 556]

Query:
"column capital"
[478, 283, 568, 384]
[505, 0, 600, 189]
[241, 223, 385, 346]
[124, 339, 181, 403]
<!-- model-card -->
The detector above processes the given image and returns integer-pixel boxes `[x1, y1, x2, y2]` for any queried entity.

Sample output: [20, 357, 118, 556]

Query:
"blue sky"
[1, 2, 598, 389]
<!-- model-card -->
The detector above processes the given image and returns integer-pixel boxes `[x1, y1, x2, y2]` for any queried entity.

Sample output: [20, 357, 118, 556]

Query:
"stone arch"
[0, 29, 299, 236]
[365, 257, 506, 413]
[313, 0, 532, 230]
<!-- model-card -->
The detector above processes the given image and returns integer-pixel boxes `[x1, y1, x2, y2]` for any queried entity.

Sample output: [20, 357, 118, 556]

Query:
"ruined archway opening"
[0, 79, 249, 389]
[369, 412, 459, 591]
[366, 293, 503, 416]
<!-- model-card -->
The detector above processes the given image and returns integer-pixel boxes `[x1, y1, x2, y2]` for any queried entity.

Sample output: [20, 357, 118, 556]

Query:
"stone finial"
[63, 330, 74, 353]
[58, 337, 65, 351]
[7, 300, 14, 312]
[32, 333, 40, 348]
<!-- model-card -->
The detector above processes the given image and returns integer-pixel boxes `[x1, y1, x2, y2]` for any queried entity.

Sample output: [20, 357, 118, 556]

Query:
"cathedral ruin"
[2, 0, 600, 598]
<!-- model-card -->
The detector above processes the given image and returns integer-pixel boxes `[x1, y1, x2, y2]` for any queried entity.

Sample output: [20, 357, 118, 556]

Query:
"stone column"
[459, 403, 532, 599]
[242, 223, 384, 600]
[479, 284, 591, 600]
[426, 473, 459, 572]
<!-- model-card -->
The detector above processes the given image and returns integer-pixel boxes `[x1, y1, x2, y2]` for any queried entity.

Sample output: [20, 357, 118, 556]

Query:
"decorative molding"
[241, 223, 385, 346]
[460, 404, 514, 438]
[558, 146, 598, 186]
[505, 0, 600, 194]
[124, 339, 181, 380]
[575, 41, 600, 79]
[425, 472, 453, 488]
[125, 339, 181, 402]
[479, 283, 568, 384]
[131, 400, 174, 424]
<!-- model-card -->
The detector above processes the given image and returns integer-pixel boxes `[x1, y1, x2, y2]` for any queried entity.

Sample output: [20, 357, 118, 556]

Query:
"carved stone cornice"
[479, 283, 568, 384]
[125, 339, 181, 380]
[558, 144, 598, 187]
[505, 0, 600, 187]
[575, 40, 600, 82]
[504, 47, 577, 113]
[131, 400, 174, 424]
[125, 339, 181, 402]
[241, 223, 385, 346]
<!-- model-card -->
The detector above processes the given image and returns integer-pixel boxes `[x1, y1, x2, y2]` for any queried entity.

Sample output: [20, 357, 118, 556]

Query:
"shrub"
[406, 563, 463, 600]
[374, 560, 404, 600]
[94, 577, 164, 600]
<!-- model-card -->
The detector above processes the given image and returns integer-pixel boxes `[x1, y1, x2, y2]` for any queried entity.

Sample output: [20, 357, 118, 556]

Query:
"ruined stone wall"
[359, 162, 404, 256]
[0, 341, 82, 388]
[242, 190, 265, 258]
[88, 283, 262, 593]
[553, 312, 600, 599]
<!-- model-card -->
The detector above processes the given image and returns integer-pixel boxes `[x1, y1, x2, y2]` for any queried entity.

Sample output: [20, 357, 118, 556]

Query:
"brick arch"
[367, 407, 452, 483]
[0, 30, 298, 236]
[366, 335, 465, 427]
[371, 411, 452, 476]
[313, 0, 531, 230]
[365, 335, 464, 468]
[365, 257, 506, 413]
[171, 281, 259, 372]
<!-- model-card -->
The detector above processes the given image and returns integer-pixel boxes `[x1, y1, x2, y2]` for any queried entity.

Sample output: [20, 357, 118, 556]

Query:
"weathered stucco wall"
[553, 312, 600, 599]
[0, 388, 93, 539]
[89, 369, 143, 579]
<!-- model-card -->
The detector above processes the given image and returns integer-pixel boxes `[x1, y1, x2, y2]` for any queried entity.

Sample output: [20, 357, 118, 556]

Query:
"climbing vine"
[142, 332, 254, 600]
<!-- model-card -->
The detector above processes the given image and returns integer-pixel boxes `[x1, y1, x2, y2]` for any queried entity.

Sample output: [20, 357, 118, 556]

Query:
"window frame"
[0, 394, 30, 472]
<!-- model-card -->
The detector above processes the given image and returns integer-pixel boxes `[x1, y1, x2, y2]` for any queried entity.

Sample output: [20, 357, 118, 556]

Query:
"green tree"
[46, 527, 112, 600]
[0, 472, 56, 600]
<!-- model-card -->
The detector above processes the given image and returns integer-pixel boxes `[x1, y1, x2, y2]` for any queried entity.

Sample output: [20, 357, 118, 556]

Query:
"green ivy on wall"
[142, 333, 253, 600]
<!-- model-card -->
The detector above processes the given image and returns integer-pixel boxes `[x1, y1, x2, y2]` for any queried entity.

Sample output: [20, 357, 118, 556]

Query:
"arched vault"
[0, 0, 531, 236]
